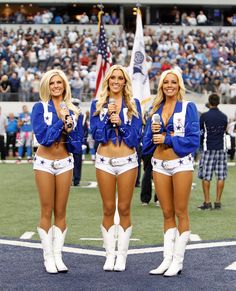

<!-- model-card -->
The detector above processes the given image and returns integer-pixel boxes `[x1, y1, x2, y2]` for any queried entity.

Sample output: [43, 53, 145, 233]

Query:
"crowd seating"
[1, 24, 236, 105]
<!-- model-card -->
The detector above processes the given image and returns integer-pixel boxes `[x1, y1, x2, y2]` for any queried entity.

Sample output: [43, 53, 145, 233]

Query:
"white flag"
[129, 8, 152, 114]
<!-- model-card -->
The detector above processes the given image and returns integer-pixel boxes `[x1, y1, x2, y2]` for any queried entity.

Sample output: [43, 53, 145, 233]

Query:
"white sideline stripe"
[0, 239, 104, 256]
[79, 238, 140, 241]
[190, 234, 202, 241]
[20, 232, 35, 239]
[1, 239, 236, 257]
[225, 262, 236, 270]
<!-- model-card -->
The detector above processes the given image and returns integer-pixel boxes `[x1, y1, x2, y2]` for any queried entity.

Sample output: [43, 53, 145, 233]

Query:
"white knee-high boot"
[164, 230, 190, 277]
[149, 227, 177, 275]
[53, 225, 68, 273]
[37, 226, 58, 274]
[114, 225, 132, 272]
[101, 225, 117, 271]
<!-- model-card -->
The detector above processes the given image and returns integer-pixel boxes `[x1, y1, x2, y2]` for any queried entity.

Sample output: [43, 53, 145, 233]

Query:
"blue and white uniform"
[31, 100, 83, 175]
[31, 100, 83, 154]
[90, 98, 142, 175]
[142, 100, 200, 176]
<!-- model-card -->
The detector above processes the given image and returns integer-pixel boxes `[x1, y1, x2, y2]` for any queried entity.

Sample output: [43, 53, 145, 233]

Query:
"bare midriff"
[97, 140, 135, 158]
[36, 134, 69, 160]
[153, 144, 179, 161]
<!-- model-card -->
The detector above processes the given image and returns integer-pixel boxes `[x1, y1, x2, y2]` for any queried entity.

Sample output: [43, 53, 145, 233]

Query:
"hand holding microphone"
[151, 113, 161, 133]
[152, 113, 164, 144]
[108, 97, 118, 128]
[60, 101, 73, 129]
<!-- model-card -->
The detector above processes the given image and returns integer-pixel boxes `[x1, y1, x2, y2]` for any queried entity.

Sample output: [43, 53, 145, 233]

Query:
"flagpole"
[97, 4, 104, 32]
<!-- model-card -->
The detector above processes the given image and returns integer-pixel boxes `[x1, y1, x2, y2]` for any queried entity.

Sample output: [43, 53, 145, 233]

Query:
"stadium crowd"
[1, 25, 236, 104]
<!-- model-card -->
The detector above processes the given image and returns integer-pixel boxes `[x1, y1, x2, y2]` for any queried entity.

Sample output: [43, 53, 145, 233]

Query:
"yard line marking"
[79, 238, 140, 241]
[20, 232, 35, 239]
[85, 182, 97, 188]
[190, 234, 202, 241]
[1, 239, 236, 258]
[71, 181, 97, 188]
[225, 261, 236, 270]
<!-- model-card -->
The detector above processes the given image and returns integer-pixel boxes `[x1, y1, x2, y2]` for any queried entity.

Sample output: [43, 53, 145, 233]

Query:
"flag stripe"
[95, 14, 112, 98]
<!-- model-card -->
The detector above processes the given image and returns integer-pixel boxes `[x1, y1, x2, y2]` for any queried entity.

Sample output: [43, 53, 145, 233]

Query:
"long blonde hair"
[39, 69, 80, 117]
[94, 65, 138, 119]
[150, 69, 186, 117]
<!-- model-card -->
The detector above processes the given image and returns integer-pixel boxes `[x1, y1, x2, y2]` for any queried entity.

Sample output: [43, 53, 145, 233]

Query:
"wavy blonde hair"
[94, 65, 138, 119]
[150, 69, 186, 117]
[39, 69, 80, 117]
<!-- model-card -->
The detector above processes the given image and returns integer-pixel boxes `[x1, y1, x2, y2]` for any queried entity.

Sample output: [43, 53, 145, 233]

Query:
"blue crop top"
[142, 101, 200, 157]
[31, 100, 83, 154]
[90, 98, 142, 149]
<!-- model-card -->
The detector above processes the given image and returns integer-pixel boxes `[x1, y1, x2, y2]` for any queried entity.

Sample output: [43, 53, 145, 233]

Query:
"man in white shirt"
[197, 11, 208, 25]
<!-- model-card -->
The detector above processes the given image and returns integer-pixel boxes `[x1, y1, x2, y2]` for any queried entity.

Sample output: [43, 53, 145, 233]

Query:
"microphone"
[152, 113, 161, 124]
[60, 102, 72, 128]
[152, 113, 161, 133]
[109, 97, 117, 128]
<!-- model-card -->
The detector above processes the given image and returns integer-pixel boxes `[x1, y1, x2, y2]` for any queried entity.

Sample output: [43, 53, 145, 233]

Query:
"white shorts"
[152, 154, 194, 176]
[95, 152, 138, 176]
[33, 155, 74, 176]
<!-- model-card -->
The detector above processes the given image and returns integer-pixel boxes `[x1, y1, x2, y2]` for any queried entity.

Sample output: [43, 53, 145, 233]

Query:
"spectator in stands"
[33, 12, 42, 24]
[227, 13, 236, 26]
[16, 105, 33, 163]
[8, 72, 21, 101]
[0, 75, 10, 101]
[111, 11, 119, 25]
[181, 12, 189, 26]
[219, 77, 231, 104]
[103, 13, 111, 25]
[20, 71, 32, 101]
[31, 69, 83, 274]
[197, 11, 208, 25]
[0, 106, 7, 162]
[6, 112, 18, 157]
[187, 12, 197, 26]
[54, 15, 63, 24]
[90, 65, 142, 272]
[79, 12, 89, 25]
[198, 93, 228, 210]
[31, 73, 41, 101]
[142, 69, 200, 276]
[70, 74, 84, 101]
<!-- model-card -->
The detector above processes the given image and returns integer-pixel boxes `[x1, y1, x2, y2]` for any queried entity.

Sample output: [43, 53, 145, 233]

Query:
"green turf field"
[0, 161, 235, 247]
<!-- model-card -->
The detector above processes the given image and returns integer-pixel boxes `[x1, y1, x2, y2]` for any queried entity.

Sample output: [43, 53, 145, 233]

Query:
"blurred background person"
[0, 106, 7, 162]
[16, 105, 33, 163]
[6, 112, 18, 157]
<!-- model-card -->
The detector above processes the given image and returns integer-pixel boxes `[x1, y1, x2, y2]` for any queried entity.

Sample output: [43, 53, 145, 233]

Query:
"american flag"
[95, 14, 112, 98]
